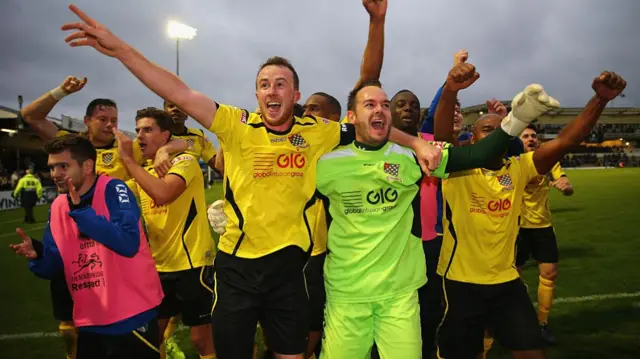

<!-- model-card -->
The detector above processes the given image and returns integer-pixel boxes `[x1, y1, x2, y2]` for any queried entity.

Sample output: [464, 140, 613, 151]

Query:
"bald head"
[471, 114, 502, 143]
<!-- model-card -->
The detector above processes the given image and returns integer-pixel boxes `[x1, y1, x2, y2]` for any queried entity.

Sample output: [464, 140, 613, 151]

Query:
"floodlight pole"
[176, 38, 180, 76]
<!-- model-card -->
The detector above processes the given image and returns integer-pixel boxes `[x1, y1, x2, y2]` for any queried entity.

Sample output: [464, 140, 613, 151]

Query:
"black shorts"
[516, 227, 559, 267]
[50, 275, 73, 322]
[76, 318, 160, 359]
[212, 246, 309, 358]
[157, 266, 214, 326]
[305, 252, 326, 332]
[438, 278, 545, 358]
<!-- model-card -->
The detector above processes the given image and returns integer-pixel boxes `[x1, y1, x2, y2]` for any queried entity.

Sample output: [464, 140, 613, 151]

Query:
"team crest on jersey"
[383, 162, 402, 182]
[171, 155, 193, 165]
[321, 118, 330, 124]
[186, 138, 195, 149]
[288, 134, 309, 149]
[240, 111, 248, 124]
[497, 174, 514, 190]
[102, 152, 114, 165]
[430, 141, 448, 150]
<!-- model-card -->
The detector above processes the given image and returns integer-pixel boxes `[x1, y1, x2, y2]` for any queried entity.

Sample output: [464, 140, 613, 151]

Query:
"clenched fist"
[60, 76, 87, 95]
[444, 63, 480, 92]
[592, 71, 626, 101]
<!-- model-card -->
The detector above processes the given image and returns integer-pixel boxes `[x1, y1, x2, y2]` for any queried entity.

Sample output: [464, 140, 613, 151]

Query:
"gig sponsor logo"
[341, 187, 398, 215]
[469, 192, 512, 218]
[252, 152, 306, 179]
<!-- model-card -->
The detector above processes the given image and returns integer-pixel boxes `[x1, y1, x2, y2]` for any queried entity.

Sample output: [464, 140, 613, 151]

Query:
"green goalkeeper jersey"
[316, 140, 451, 303]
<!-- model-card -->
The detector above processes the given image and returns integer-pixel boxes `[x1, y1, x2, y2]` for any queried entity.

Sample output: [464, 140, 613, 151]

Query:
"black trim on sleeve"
[445, 127, 512, 173]
[32, 238, 44, 259]
[338, 123, 356, 146]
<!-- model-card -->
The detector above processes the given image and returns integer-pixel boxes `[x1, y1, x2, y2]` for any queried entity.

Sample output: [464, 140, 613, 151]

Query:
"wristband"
[50, 87, 68, 101]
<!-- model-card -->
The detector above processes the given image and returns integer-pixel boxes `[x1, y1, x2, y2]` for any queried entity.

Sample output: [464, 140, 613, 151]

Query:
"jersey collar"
[354, 140, 387, 151]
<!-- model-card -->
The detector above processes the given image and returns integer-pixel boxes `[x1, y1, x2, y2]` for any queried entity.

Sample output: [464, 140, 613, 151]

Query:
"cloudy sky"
[1, 0, 638, 145]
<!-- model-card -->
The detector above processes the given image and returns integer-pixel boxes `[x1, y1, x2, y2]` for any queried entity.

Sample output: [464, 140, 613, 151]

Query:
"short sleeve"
[208, 104, 249, 144]
[167, 155, 199, 187]
[200, 133, 216, 163]
[310, 119, 355, 156]
[426, 141, 453, 179]
[518, 152, 539, 183]
[550, 162, 566, 180]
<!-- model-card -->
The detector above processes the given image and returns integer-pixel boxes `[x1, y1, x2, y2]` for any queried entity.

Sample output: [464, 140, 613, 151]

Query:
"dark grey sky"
[1, 0, 638, 145]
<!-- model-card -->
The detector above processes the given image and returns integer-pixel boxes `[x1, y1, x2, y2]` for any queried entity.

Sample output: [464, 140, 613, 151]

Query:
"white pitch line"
[0, 225, 46, 239]
[1, 291, 639, 341]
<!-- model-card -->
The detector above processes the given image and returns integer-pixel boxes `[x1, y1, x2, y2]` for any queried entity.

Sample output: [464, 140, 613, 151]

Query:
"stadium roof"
[460, 101, 640, 125]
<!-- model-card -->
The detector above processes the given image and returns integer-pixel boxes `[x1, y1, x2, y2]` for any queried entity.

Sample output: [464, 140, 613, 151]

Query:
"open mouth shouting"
[266, 101, 282, 117]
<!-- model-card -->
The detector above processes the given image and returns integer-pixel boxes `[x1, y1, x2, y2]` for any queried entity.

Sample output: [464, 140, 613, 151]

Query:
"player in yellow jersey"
[517, 125, 573, 345]
[61, 4, 444, 358]
[19, 75, 187, 359]
[436, 72, 626, 359]
[164, 100, 218, 169]
[116, 108, 216, 359]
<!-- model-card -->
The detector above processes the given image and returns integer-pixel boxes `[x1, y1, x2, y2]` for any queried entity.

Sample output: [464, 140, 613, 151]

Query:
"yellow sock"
[200, 354, 216, 359]
[164, 316, 179, 340]
[59, 322, 77, 359]
[482, 331, 494, 359]
[538, 275, 555, 325]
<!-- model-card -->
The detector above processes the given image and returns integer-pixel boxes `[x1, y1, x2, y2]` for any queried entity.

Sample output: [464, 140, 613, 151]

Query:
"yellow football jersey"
[340, 116, 350, 124]
[438, 152, 539, 285]
[172, 127, 216, 163]
[209, 104, 353, 258]
[520, 163, 565, 229]
[56, 130, 144, 181]
[308, 198, 328, 256]
[127, 153, 215, 272]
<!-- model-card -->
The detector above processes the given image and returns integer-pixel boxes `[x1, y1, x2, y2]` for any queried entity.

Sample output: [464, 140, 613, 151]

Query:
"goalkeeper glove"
[207, 200, 227, 235]
[501, 84, 560, 136]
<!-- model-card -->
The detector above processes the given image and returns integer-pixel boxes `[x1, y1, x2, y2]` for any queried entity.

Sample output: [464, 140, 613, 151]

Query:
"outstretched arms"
[354, 0, 387, 89]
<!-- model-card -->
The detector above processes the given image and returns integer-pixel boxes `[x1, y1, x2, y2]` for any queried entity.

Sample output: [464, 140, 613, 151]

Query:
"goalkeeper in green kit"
[316, 62, 558, 358]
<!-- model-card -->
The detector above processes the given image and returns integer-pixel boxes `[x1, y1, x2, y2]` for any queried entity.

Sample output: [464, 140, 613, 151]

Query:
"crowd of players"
[8, 1, 628, 359]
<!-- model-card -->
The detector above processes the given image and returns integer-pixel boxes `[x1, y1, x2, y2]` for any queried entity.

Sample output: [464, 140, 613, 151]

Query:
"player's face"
[85, 105, 117, 145]
[453, 104, 463, 133]
[48, 150, 91, 194]
[304, 94, 339, 121]
[255, 65, 301, 129]
[135, 117, 171, 159]
[520, 128, 539, 152]
[391, 91, 420, 133]
[164, 102, 188, 127]
[350, 86, 391, 146]
[471, 115, 502, 144]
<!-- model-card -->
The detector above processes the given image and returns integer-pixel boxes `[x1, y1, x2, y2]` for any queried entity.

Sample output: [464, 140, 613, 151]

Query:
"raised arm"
[20, 76, 87, 141]
[61, 5, 217, 129]
[354, 0, 387, 89]
[532, 72, 626, 174]
[434, 50, 473, 142]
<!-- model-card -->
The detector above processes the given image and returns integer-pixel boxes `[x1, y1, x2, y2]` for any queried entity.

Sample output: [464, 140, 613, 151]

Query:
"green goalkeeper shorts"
[320, 291, 421, 359]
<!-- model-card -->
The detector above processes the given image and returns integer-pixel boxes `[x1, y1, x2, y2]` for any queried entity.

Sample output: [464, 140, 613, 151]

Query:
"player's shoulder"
[171, 152, 198, 166]
[318, 144, 356, 164]
[183, 127, 206, 138]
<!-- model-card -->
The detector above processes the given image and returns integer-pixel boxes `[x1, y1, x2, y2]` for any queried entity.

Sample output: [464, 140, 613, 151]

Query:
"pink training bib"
[419, 133, 439, 241]
[49, 175, 163, 327]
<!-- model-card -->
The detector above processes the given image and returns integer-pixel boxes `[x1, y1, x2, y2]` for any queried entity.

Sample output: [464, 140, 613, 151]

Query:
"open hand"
[486, 98, 508, 118]
[414, 142, 442, 176]
[113, 129, 134, 162]
[511, 84, 560, 123]
[9, 228, 37, 260]
[60, 76, 88, 95]
[61, 4, 126, 58]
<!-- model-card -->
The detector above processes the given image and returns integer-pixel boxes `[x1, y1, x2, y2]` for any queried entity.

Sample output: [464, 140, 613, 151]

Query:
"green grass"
[1, 170, 640, 358]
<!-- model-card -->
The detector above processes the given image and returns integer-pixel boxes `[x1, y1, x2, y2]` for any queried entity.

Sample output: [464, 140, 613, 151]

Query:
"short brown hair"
[257, 56, 300, 90]
[135, 107, 173, 133]
[44, 134, 97, 167]
[347, 80, 382, 111]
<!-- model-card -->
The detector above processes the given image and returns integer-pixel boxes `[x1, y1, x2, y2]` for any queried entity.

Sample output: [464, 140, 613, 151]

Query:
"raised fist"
[453, 50, 468, 66]
[592, 71, 626, 101]
[60, 76, 87, 95]
[445, 63, 480, 92]
[363, 0, 387, 21]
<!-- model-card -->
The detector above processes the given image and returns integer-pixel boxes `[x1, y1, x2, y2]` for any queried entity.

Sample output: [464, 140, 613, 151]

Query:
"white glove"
[207, 200, 227, 235]
[501, 84, 560, 136]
